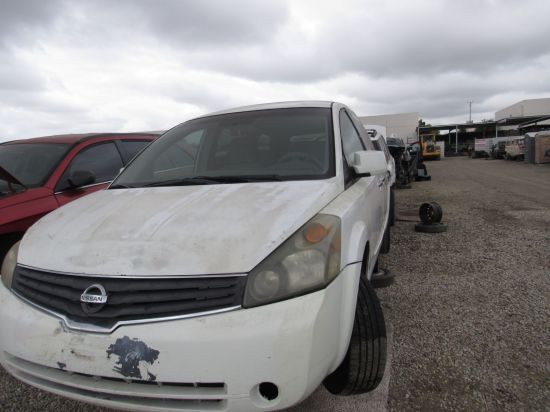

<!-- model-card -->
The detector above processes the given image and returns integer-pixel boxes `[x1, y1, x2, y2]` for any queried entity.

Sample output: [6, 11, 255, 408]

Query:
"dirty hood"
[20, 179, 340, 276]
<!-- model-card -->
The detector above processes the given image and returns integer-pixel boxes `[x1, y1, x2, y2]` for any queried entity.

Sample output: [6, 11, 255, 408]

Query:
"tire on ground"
[323, 276, 387, 395]
[419, 202, 442, 224]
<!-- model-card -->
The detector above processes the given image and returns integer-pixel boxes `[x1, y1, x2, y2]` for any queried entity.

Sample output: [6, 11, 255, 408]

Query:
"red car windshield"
[0, 143, 70, 192]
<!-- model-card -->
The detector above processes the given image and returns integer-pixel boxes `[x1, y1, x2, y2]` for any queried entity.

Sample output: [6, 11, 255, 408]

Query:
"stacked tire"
[415, 201, 447, 233]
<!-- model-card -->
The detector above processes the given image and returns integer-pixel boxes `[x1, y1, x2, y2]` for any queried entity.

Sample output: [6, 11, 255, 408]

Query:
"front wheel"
[389, 187, 395, 226]
[380, 223, 390, 254]
[323, 277, 387, 395]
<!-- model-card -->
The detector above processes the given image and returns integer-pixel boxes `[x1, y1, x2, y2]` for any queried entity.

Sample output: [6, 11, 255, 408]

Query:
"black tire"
[323, 277, 387, 395]
[414, 222, 448, 233]
[389, 187, 395, 226]
[419, 202, 442, 224]
[420, 163, 428, 176]
[380, 223, 390, 254]
[371, 268, 394, 288]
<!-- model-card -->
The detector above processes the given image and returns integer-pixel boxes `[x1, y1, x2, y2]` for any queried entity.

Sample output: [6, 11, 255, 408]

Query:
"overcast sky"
[1, 0, 550, 142]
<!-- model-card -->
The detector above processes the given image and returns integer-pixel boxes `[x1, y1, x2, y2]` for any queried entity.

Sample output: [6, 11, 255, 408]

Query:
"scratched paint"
[106, 336, 159, 381]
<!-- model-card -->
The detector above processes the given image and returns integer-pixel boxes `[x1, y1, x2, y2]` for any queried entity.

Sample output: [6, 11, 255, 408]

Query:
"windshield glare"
[114, 108, 335, 187]
[0, 143, 70, 193]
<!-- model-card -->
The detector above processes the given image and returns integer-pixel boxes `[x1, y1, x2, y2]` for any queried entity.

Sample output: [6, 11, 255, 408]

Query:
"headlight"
[244, 214, 341, 307]
[1, 241, 20, 289]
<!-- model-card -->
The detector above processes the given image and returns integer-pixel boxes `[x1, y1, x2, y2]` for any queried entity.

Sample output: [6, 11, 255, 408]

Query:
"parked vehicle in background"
[505, 138, 525, 160]
[386, 137, 407, 186]
[364, 127, 395, 187]
[491, 141, 506, 159]
[0, 132, 159, 260]
[403, 143, 420, 183]
[368, 131, 396, 226]
[419, 134, 441, 160]
[0, 102, 389, 412]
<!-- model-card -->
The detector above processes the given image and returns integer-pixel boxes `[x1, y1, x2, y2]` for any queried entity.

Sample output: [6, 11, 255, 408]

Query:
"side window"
[348, 110, 375, 151]
[57, 142, 123, 191]
[339, 110, 365, 165]
[118, 140, 151, 164]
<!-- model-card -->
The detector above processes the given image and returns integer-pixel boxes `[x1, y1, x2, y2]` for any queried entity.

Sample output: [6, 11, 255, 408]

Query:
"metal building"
[358, 112, 419, 143]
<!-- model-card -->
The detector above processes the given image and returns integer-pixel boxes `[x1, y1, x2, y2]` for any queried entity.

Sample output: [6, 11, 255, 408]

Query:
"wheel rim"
[419, 202, 442, 223]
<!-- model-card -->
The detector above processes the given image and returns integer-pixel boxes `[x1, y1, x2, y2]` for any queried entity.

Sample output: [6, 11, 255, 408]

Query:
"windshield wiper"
[142, 175, 286, 187]
[109, 183, 135, 189]
[143, 177, 223, 187]
[223, 174, 286, 182]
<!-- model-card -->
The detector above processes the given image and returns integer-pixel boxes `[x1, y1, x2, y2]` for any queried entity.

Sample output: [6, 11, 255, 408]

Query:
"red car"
[0, 132, 160, 259]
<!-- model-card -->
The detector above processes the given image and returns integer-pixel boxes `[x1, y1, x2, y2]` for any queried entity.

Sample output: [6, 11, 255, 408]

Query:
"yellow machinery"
[419, 134, 441, 160]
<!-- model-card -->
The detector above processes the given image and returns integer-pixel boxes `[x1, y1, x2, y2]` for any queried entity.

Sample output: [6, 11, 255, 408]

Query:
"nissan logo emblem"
[80, 284, 108, 314]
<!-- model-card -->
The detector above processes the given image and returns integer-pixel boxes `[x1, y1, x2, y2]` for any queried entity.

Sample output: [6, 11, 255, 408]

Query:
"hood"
[20, 179, 341, 276]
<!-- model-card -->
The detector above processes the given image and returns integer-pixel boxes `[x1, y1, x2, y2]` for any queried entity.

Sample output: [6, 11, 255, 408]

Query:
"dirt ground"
[1, 157, 548, 411]
[377, 156, 550, 411]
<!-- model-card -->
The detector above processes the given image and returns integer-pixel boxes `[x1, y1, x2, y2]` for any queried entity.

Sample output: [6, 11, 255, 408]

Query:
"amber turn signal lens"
[304, 222, 328, 244]
[330, 237, 341, 252]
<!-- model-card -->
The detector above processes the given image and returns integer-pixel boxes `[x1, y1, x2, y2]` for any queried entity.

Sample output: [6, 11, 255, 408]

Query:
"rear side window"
[57, 142, 123, 191]
[118, 140, 151, 164]
[339, 110, 365, 165]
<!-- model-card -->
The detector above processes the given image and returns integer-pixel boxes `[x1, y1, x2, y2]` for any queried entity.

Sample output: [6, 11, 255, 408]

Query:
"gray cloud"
[138, 0, 288, 47]
[1, 0, 550, 141]
[178, 0, 550, 82]
[0, 50, 46, 92]
[0, 0, 64, 45]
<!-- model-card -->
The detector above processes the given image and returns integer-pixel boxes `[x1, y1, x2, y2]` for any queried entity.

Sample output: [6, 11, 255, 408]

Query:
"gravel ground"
[1, 157, 548, 411]
[377, 157, 550, 411]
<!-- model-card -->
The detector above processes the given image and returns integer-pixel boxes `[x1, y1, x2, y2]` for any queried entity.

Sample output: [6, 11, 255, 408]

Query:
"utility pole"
[468, 100, 473, 123]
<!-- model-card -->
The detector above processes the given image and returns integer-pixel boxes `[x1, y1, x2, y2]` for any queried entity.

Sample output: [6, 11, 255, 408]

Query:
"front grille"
[12, 265, 245, 329]
[4, 353, 228, 410]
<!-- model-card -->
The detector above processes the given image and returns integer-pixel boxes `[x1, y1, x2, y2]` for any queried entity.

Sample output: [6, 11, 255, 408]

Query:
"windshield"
[0, 143, 70, 194]
[113, 108, 335, 188]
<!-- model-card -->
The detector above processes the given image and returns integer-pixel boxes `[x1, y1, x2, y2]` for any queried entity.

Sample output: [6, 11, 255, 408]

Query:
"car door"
[54, 141, 124, 206]
[339, 109, 386, 252]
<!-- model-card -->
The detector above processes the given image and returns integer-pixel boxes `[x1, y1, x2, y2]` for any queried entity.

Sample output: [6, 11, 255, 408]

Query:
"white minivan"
[1, 101, 390, 411]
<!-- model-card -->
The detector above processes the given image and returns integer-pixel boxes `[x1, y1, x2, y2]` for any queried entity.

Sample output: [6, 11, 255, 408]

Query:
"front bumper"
[0, 263, 361, 412]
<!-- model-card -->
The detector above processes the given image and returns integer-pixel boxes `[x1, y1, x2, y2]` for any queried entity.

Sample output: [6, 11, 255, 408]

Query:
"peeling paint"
[70, 348, 93, 361]
[57, 362, 66, 370]
[106, 336, 159, 381]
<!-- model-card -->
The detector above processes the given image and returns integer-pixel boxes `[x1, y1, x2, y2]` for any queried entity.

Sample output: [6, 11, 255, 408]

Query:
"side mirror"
[67, 170, 95, 188]
[351, 151, 387, 177]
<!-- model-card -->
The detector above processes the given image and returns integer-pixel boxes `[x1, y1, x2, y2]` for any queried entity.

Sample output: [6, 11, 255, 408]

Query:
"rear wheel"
[323, 276, 387, 395]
